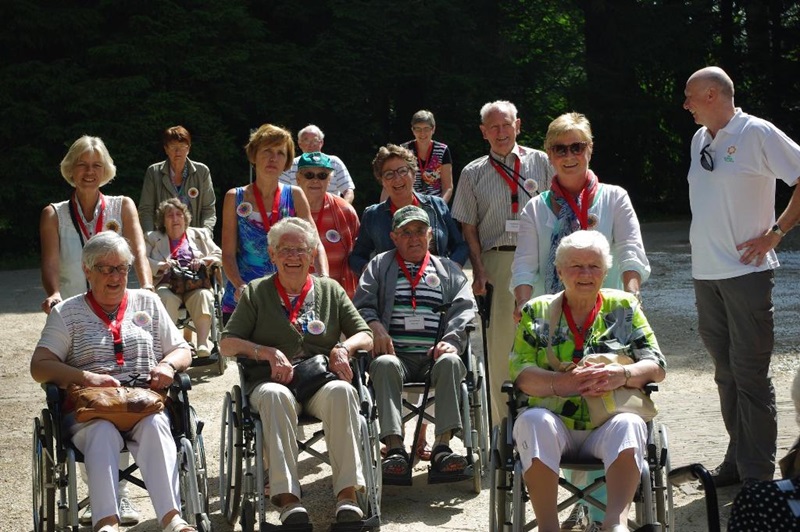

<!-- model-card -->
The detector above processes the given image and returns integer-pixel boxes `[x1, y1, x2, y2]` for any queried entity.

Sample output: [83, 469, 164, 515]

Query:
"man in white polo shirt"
[279, 125, 355, 204]
[683, 66, 800, 487]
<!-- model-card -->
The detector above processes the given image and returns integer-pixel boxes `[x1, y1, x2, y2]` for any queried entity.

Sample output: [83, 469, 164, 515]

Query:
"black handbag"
[168, 264, 212, 295]
[288, 354, 339, 402]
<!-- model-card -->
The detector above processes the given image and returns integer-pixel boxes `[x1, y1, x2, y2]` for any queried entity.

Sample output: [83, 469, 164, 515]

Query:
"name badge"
[404, 315, 425, 330]
[505, 219, 520, 233]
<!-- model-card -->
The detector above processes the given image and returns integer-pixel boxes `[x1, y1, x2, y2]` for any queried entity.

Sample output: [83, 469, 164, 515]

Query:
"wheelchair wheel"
[220, 389, 243, 524]
[189, 405, 210, 516]
[32, 411, 55, 532]
[511, 459, 526, 532]
[240, 498, 255, 532]
[356, 414, 382, 525]
[489, 423, 512, 532]
[654, 423, 674, 531]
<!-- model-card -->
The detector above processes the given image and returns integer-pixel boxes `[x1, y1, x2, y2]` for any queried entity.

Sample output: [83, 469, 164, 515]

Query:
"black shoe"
[711, 461, 741, 488]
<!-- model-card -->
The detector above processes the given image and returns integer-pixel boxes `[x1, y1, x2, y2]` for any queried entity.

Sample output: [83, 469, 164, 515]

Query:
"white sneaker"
[196, 344, 211, 358]
[78, 504, 92, 525]
[118, 497, 140, 525]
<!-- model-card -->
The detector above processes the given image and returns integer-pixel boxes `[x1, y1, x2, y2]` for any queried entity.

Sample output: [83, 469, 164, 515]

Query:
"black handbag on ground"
[288, 354, 338, 402]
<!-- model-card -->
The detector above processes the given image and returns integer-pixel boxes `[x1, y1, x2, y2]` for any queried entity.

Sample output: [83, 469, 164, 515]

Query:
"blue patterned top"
[222, 185, 295, 313]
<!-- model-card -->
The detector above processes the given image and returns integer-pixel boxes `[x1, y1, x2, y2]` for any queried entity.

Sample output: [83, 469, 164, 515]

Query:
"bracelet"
[550, 374, 560, 397]
[253, 345, 260, 360]
[334, 342, 349, 355]
[142, 285, 155, 292]
[160, 360, 178, 373]
[623, 366, 631, 386]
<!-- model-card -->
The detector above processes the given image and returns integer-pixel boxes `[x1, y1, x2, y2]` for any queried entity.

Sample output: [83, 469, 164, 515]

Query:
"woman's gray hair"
[155, 198, 191, 233]
[411, 110, 436, 128]
[60, 135, 117, 187]
[82, 230, 133, 270]
[554, 230, 613, 271]
[268, 217, 320, 252]
[544, 112, 593, 151]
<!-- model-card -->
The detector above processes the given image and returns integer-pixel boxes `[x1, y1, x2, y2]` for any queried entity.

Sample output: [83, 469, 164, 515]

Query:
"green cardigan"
[222, 274, 371, 394]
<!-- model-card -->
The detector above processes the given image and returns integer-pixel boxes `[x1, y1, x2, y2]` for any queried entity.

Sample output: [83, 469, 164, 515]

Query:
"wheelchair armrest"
[173, 372, 192, 392]
[44, 382, 62, 407]
[501, 380, 515, 395]
[643, 382, 658, 395]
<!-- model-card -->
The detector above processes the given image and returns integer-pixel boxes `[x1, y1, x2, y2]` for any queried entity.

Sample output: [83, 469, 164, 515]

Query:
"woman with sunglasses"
[349, 144, 467, 275]
[295, 152, 360, 298]
[510, 112, 650, 530]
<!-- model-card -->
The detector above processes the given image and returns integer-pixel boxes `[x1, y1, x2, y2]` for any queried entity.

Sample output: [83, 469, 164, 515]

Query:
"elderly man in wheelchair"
[353, 205, 478, 484]
[509, 231, 666, 532]
[30, 231, 199, 532]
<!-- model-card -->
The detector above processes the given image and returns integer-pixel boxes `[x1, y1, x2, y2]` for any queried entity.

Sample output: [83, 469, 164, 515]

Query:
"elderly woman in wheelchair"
[30, 230, 197, 532]
[220, 217, 373, 526]
[146, 198, 222, 358]
[510, 230, 666, 532]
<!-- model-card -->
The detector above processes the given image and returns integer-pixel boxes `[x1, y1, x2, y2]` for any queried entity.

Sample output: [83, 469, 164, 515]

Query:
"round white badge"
[307, 320, 326, 335]
[587, 214, 599, 229]
[188, 187, 199, 199]
[237, 201, 253, 218]
[132, 311, 152, 328]
[523, 178, 538, 194]
[326, 229, 341, 243]
[425, 273, 441, 288]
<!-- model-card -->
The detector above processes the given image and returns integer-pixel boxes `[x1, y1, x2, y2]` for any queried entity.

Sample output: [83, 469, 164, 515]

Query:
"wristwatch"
[771, 223, 787, 237]
[623, 367, 631, 386]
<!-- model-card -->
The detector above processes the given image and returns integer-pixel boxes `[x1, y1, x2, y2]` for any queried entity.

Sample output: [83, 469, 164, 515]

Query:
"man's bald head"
[688, 66, 735, 99]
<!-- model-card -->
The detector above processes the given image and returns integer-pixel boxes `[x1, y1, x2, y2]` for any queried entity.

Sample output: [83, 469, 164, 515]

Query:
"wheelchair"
[31, 373, 211, 531]
[219, 354, 382, 531]
[379, 328, 490, 493]
[489, 382, 673, 532]
[174, 263, 227, 376]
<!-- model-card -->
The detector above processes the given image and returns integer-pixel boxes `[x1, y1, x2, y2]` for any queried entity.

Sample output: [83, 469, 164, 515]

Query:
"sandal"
[431, 444, 468, 474]
[382, 447, 410, 477]
[416, 440, 432, 461]
[335, 498, 364, 523]
[163, 513, 197, 532]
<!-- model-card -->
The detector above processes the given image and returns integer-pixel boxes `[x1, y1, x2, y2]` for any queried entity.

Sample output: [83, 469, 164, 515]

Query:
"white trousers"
[512, 408, 646, 476]
[69, 412, 180, 526]
[157, 286, 214, 337]
[249, 380, 365, 504]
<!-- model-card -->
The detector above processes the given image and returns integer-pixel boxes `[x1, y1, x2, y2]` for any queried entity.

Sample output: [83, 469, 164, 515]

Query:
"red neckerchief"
[252, 182, 282, 234]
[389, 194, 420, 215]
[396, 251, 431, 311]
[415, 141, 434, 174]
[488, 156, 521, 214]
[562, 292, 603, 365]
[313, 194, 328, 229]
[550, 170, 599, 229]
[169, 232, 188, 258]
[274, 275, 313, 326]
[85, 290, 129, 367]
[71, 192, 106, 240]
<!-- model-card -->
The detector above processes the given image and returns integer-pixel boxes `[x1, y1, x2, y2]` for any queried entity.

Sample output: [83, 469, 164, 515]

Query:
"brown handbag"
[67, 384, 166, 431]
[168, 264, 213, 295]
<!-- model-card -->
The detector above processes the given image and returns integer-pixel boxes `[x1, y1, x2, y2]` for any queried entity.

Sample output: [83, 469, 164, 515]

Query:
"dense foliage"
[1, 0, 799, 259]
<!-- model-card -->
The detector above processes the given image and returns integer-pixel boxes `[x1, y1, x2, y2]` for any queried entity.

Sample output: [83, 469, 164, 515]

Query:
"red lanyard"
[252, 182, 282, 234]
[85, 290, 129, 367]
[416, 141, 434, 173]
[389, 195, 420, 215]
[169, 233, 187, 258]
[274, 275, 313, 325]
[488, 156, 521, 214]
[562, 293, 603, 364]
[554, 180, 591, 229]
[313, 195, 328, 229]
[396, 251, 431, 310]
[71, 192, 106, 240]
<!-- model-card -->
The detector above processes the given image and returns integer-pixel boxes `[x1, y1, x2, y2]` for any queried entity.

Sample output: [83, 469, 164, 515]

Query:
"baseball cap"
[392, 205, 430, 231]
[297, 151, 333, 170]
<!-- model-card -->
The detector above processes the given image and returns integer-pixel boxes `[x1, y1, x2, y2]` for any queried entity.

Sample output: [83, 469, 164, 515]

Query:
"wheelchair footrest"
[260, 522, 314, 531]
[191, 352, 221, 367]
[427, 463, 475, 484]
[382, 471, 413, 486]
[331, 519, 379, 532]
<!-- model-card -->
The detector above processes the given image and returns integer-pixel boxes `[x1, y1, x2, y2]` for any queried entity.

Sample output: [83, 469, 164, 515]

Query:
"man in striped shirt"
[279, 124, 356, 204]
[354, 206, 477, 480]
[451, 100, 554, 427]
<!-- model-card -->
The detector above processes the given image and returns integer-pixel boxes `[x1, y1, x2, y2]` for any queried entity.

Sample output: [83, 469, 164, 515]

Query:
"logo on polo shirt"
[724, 145, 736, 163]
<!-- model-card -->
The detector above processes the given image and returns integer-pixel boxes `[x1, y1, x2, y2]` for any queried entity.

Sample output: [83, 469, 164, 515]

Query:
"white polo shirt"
[279, 153, 355, 196]
[688, 108, 800, 280]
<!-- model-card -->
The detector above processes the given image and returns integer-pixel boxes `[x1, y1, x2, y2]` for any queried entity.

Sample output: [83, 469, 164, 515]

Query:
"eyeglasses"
[550, 142, 589, 157]
[700, 143, 714, 171]
[93, 264, 131, 275]
[381, 166, 413, 181]
[396, 228, 428, 239]
[412, 126, 433, 133]
[301, 171, 331, 181]
[276, 247, 311, 257]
